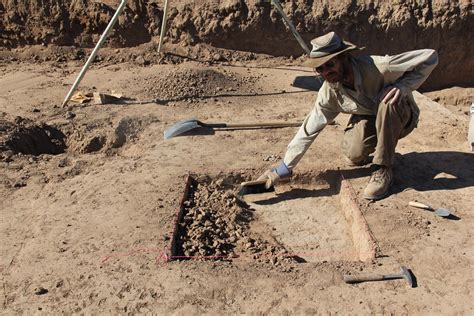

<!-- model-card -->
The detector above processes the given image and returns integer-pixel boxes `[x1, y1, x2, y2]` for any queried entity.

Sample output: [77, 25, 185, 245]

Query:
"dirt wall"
[0, 0, 472, 90]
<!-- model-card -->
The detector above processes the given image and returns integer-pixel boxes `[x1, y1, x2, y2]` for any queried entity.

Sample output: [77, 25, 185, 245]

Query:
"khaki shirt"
[283, 49, 438, 169]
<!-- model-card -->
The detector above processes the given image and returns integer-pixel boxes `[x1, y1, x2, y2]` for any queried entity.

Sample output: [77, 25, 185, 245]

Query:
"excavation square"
[170, 173, 361, 263]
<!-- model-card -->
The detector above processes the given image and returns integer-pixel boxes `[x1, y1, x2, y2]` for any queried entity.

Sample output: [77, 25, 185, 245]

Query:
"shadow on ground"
[392, 151, 474, 193]
[249, 151, 473, 205]
[292, 75, 324, 91]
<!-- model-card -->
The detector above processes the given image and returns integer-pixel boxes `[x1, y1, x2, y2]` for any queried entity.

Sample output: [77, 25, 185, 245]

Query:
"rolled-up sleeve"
[283, 85, 339, 169]
[383, 49, 438, 94]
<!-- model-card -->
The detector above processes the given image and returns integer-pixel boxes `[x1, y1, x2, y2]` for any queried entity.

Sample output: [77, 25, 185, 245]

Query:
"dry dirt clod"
[34, 287, 49, 295]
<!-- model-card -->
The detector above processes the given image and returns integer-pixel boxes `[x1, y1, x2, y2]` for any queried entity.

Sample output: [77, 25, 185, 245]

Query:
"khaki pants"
[341, 98, 419, 167]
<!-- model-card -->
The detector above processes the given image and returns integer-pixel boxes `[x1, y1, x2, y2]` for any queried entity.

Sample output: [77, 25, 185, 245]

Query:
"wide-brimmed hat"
[303, 32, 361, 68]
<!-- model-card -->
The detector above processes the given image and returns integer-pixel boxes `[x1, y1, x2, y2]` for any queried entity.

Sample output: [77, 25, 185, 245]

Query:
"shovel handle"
[343, 274, 386, 283]
[207, 122, 301, 129]
[408, 201, 431, 210]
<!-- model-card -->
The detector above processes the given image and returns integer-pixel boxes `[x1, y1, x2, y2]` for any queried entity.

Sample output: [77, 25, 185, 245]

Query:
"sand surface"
[1, 54, 473, 314]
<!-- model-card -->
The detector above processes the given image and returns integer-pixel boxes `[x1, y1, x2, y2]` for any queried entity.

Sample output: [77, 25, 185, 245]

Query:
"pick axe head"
[400, 266, 414, 288]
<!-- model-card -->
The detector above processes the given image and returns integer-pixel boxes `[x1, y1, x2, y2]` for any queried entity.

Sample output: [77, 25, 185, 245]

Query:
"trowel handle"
[343, 274, 385, 283]
[408, 201, 431, 210]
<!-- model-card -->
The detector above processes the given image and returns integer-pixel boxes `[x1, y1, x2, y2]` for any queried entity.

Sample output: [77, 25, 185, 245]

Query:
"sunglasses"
[315, 60, 337, 73]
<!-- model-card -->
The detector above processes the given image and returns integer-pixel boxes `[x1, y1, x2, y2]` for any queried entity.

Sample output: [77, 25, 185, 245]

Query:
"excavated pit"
[170, 175, 295, 265]
[0, 113, 160, 158]
[169, 172, 376, 263]
[0, 114, 66, 157]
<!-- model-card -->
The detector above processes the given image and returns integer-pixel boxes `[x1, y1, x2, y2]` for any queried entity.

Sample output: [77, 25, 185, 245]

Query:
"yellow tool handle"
[408, 201, 431, 210]
[221, 122, 301, 128]
[344, 274, 386, 283]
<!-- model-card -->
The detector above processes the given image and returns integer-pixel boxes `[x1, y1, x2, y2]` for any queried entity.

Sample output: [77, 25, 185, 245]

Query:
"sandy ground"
[1, 57, 473, 314]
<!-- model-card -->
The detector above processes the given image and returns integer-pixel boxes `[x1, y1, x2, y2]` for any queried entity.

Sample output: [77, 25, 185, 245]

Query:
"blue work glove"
[257, 161, 292, 189]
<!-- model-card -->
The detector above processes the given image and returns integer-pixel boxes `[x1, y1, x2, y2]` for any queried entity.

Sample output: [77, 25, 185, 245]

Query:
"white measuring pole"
[157, 0, 170, 53]
[62, 0, 128, 107]
[271, 0, 310, 54]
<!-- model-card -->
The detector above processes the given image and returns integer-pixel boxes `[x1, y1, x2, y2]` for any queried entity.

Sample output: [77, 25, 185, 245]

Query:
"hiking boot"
[363, 166, 393, 200]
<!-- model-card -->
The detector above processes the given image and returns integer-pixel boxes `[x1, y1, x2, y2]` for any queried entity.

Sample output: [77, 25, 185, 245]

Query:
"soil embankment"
[0, 0, 473, 90]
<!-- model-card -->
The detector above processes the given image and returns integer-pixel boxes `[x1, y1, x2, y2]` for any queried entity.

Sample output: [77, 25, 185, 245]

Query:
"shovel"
[164, 118, 301, 139]
[408, 201, 451, 218]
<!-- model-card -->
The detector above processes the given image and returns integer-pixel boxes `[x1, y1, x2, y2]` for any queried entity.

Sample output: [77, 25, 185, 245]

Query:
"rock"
[13, 180, 26, 188]
[35, 287, 48, 295]
[1, 150, 14, 162]
[64, 111, 76, 120]
[135, 55, 149, 66]
[271, 257, 277, 265]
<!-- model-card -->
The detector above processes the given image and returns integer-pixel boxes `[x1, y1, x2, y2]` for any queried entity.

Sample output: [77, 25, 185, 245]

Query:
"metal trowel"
[408, 201, 451, 218]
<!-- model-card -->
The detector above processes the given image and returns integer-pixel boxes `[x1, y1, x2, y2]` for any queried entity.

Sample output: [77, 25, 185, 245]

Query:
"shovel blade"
[164, 119, 201, 139]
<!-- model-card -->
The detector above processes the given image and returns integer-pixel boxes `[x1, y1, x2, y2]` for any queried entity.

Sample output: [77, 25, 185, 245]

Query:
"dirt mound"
[66, 115, 159, 154]
[424, 87, 474, 114]
[140, 66, 262, 102]
[176, 175, 293, 265]
[0, 1, 472, 89]
[0, 112, 66, 157]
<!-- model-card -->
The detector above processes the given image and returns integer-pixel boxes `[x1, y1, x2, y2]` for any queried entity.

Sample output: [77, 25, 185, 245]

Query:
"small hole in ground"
[1, 116, 66, 155]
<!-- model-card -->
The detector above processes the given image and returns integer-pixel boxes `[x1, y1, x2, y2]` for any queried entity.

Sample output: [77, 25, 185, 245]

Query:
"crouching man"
[259, 31, 438, 200]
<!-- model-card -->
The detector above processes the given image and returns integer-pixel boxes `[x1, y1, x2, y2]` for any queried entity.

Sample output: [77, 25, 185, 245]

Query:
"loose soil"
[173, 175, 295, 268]
[1, 1, 474, 314]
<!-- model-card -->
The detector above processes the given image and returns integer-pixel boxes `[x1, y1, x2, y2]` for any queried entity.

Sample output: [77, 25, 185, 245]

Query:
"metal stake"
[62, 0, 128, 107]
[271, 0, 310, 54]
[157, 0, 170, 53]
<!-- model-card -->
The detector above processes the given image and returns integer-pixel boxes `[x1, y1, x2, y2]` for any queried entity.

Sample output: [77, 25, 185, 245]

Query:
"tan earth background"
[1, 0, 473, 314]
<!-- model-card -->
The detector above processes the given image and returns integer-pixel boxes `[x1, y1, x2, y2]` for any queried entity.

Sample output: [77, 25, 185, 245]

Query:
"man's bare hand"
[380, 85, 402, 105]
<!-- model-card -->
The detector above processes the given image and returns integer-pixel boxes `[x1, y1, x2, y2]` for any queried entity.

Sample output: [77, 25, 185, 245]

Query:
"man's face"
[315, 56, 344, 83]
